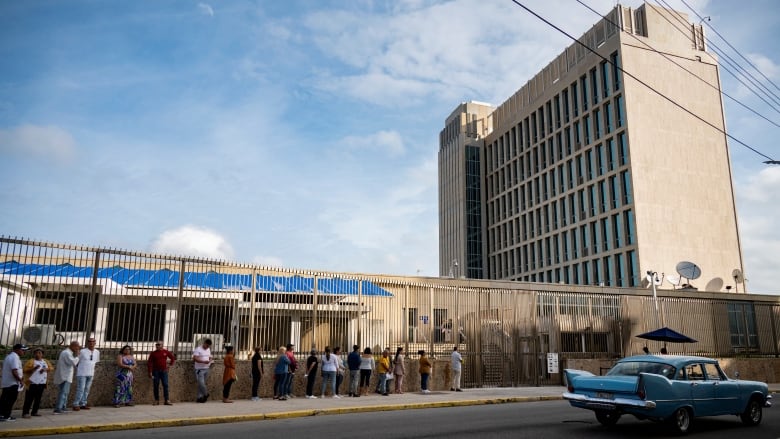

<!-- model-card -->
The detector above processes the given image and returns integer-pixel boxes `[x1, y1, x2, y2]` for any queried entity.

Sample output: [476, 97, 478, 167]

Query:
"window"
[728, 302, 759, 350]
[618, 132, 628, 166]
[615, 95, 625, 128]
[580, 75, 589, 111]
[34, 290, 98, 333]
[685, 364, 705, 381]
[590, 67, 599, 105]
[703, 363, 725, 381]
[601, 61, 611, 98]
[178, 304, 233, 343]
[107, 303, 166, 342]
[610, 51, 621, 90]
[604, 102, 613, 134]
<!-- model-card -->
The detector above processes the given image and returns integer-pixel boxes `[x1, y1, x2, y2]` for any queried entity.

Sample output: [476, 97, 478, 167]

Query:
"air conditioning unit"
[193, 334, 224, 353]
[22, 325, 57, 345]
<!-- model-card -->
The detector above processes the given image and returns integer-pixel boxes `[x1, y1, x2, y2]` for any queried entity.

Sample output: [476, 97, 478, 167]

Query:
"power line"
[507, 0, 775, 162]
[653, 0, 780, 111]
[679, 0, 780, 95]
[574, 0, 780, 129]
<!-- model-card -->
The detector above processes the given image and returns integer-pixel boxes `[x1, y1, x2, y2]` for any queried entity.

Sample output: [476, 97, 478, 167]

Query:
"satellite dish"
[731, 269, 744, 283]
[666, 274, 681, 288]
[676, 261, 701, 280]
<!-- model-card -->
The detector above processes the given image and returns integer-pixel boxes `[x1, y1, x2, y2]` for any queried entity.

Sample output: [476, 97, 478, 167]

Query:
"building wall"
[440, 4, 743, 292]
[621, 4, 743, 292]
[439, 102, 494, 278]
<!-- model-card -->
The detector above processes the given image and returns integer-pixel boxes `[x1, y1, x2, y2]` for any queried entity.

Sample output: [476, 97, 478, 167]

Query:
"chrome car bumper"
[766, 394, 772, 408]
[563, 392, 657, 410]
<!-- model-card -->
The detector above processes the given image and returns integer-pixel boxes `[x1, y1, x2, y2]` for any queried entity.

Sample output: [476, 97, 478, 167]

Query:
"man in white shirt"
[72, 337, 99, 411]
[0, 343, 28, 422]
[192, 338, 213, 403]
[450, 345, 463, 392]
[53, 341, 81, 414]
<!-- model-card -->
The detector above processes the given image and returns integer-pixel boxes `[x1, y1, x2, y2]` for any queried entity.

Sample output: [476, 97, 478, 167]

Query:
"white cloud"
[252, 255, 285, 268]
[198, 3, 214, 17]
[0, 124, 77, 162]
[151, 225, 234, 260]
[339, 130, 405, 157]
[735, 167, 780, 294]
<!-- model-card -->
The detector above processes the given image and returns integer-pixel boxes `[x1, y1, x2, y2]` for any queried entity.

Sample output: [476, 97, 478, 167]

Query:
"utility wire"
[574, 0, 780, 129]
[654, 0, 780, 110]
[507, 0, 775, 162]
[680, 0, 780, 95]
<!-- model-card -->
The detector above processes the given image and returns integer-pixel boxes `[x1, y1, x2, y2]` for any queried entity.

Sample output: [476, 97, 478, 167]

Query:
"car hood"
[569, 374, 639, 394]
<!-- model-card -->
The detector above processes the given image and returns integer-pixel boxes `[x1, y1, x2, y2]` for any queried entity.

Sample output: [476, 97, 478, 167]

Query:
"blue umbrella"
[636, 327, 697, 343]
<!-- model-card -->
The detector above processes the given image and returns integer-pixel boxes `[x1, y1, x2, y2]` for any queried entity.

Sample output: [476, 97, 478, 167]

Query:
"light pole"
[646, 271, 662, 328]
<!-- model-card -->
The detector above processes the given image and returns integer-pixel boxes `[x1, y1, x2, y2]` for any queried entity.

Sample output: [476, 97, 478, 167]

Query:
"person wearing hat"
[0, 343, 28, 421]
[22, 348, 53, 418]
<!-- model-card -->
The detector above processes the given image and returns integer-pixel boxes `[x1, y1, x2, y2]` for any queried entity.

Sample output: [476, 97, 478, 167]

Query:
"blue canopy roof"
[0, 261, 392, 297]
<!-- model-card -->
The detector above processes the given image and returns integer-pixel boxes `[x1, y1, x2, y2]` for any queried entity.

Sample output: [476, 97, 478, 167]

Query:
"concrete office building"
[438, 4, 746, 292]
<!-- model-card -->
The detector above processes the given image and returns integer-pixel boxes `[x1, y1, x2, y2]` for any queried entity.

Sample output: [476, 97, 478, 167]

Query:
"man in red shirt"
[147, 341, 176, 405]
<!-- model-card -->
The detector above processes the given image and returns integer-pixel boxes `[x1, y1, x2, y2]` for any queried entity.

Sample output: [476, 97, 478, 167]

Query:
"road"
[21, 400, 780, 438]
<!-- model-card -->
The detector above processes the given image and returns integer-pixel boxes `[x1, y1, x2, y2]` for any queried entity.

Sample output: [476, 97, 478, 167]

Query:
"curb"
[0, 396, 562, 437]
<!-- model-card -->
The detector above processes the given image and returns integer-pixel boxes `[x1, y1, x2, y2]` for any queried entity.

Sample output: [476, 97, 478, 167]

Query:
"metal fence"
[1, 237, 778, 387]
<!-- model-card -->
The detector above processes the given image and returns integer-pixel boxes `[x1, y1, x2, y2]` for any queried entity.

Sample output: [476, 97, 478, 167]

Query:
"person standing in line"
[193, 338, 213, 403]
[358, 347, 374, 396]
[333, 346, 345, 397]
[347, 345, 361, 397]
[53, 341, 80, 414]
[320, 346, 340, 398]
[22, 347, 52, 418]
[418, 350, 432, 394]
[112, 345, 136, 407]
[284, 343, 297, 398]
[222, 346, 236, 403]
[0, 343, 28, 421]
[147, 340, 176, 406]
[73, 337, 99, 411]
[304, 349, 319, 399]
[376, 349, 391, 396]
[393, 347, 406, 394]
[250, 346, 264, 401]
[450, 345, 463, 392]
[272, 347, 290, 400]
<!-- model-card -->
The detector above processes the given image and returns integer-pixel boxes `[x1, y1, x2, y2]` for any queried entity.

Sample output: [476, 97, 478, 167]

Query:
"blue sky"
[1, 0, 778, 293]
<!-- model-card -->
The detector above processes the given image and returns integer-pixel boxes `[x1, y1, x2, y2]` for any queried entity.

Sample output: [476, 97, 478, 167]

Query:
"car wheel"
[669, 407, 691, 435]
[740, 397, 762, 426]
[595, 410, 621, 426]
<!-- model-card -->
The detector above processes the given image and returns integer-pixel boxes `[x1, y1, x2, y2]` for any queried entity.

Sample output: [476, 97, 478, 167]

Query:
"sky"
[0, 0, 778, 293]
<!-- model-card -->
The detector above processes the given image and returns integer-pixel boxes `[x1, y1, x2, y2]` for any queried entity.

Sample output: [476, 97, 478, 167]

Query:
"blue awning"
[0, 261, 392, 296]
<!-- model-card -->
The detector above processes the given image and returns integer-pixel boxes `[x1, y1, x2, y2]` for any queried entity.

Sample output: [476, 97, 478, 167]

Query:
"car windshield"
[606, 361, 677, 379]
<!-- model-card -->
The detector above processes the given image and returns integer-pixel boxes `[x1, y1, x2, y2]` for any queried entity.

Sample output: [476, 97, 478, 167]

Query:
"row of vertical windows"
[488, 207, 636, 271]
[486, 135, 631, 226]
[485, 95, 626, 201]
[465, 146, 484, 279]
[490, 248, 639, 287]
[486, 51, 623, 175]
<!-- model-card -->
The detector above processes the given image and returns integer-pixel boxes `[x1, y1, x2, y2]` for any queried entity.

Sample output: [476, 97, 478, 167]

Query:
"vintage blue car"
[563, 355, 772, 434]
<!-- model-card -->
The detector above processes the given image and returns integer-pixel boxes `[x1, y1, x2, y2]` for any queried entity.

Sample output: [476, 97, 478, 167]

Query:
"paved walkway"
[1, 385, 777, 437]
[0, 387, 566, 437]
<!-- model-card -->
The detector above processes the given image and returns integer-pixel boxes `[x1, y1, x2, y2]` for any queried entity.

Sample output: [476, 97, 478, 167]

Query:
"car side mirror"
[734, 371, 739, 379]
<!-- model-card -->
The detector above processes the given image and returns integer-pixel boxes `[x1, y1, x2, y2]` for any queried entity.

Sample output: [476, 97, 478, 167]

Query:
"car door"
[703, 362, 739, 414]
[685, 363, 718, 415]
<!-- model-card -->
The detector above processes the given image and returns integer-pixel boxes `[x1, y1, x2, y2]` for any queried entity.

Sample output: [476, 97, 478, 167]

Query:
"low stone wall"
[564, 357, 780, 383]
[7, 359, 454, 409]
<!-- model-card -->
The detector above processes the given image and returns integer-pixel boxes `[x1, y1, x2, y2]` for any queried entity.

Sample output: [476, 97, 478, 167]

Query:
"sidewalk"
[1, 385, 777, 437]
[0, 386, 566, 437]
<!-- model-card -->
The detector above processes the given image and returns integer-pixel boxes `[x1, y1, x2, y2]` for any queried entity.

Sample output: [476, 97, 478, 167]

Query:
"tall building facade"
[439, 4, 746, 292]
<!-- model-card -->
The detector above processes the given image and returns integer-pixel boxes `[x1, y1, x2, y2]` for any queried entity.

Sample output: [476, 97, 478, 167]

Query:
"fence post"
[84, 250, 101, 343]
[173, 260, 185, 354]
